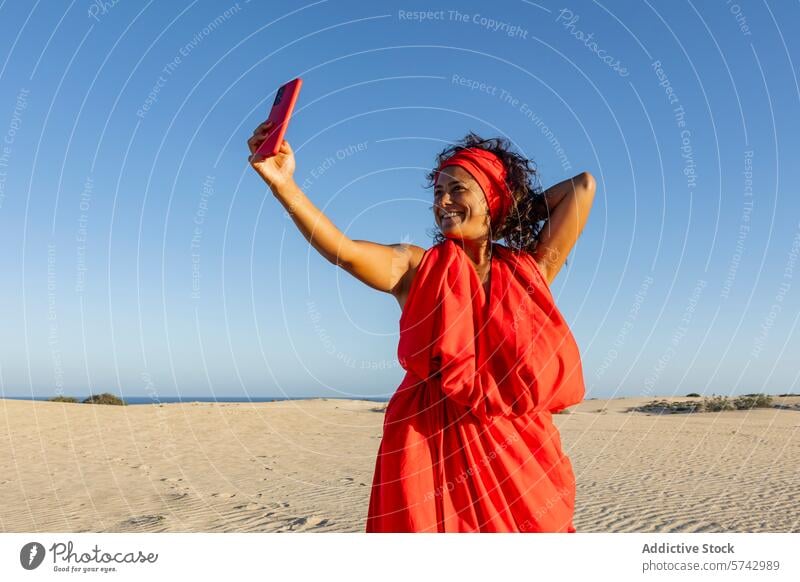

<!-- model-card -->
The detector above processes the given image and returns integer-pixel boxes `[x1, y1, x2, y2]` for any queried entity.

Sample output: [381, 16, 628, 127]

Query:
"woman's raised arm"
[248, 120, 423, 296]
[269, 178, 422, 294]
[531, 171, 596, 285]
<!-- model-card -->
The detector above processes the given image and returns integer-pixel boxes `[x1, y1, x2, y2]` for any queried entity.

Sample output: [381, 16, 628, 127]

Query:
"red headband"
[434, 147, 513, 228]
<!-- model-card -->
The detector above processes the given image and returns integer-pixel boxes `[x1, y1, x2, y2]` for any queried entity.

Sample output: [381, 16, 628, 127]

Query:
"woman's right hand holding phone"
[247, 119, 296, 194]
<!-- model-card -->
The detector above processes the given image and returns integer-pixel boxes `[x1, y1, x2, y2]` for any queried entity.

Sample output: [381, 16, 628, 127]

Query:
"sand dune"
[1, 396, 797, 532]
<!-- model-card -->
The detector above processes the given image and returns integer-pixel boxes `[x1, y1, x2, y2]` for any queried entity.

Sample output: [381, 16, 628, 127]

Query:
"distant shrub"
[630, 394, 773, 414]
[628, 399, 701, 414]
[82, 393, 127, 406]
[701, 395, 736, 412]
[48, 395, 78, 403]
[685, 392, 701, 398]
[732, 394, 772, 410]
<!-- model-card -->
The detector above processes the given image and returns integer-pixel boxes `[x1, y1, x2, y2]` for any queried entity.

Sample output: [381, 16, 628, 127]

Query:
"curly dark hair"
[424, 132, 549, 254]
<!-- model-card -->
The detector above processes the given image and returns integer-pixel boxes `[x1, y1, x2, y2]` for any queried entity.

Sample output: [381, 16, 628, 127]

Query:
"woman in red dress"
[248, 123, 596, 533]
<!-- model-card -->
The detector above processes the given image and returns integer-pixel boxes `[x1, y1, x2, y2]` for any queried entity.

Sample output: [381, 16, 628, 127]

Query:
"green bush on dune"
[81, 393, 127, 406]
[700, 395, 736, 412]
[47, 395, 79, 403]
[631, 393, 774, 414]
[731, 393, 773, 410]
[46, 393, 126, 405]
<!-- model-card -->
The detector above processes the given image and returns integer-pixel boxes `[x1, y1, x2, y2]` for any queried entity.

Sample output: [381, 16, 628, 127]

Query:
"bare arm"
[531, 171, 596, 285]
[247, 119, 421, 295]
[273, 180, 420, 293]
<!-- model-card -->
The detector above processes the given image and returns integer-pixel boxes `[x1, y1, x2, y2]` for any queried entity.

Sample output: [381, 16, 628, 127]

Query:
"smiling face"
[433, 165, 491, 240]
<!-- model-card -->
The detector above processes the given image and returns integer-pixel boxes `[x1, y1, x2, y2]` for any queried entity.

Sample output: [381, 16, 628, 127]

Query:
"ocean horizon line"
[3, 392, 797, 406]
[0, 395, 392, 405]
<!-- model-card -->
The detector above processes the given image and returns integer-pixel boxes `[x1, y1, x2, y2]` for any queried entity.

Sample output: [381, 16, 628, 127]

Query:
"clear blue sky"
[0, 0, 798, 400]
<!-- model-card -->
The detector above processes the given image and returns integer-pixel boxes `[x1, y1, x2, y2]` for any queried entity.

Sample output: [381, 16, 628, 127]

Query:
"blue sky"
[0, 0, 798, 400]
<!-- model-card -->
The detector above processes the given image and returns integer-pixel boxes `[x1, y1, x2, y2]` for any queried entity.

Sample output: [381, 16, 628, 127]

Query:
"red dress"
[366, 239, 585, 532]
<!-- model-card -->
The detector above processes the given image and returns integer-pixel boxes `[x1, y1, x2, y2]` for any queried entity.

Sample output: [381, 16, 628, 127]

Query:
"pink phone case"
[254, 77, 302, 159]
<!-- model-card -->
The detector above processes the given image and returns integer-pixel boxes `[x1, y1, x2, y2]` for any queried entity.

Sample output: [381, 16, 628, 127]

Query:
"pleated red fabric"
[366, 238, 585, 532]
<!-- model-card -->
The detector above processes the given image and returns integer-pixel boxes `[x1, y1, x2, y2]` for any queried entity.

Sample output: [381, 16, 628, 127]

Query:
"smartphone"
[254, 77, 302, 159]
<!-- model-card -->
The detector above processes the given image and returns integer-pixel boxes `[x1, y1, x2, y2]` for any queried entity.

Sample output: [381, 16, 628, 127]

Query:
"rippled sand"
[1, 396, 797, 532]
